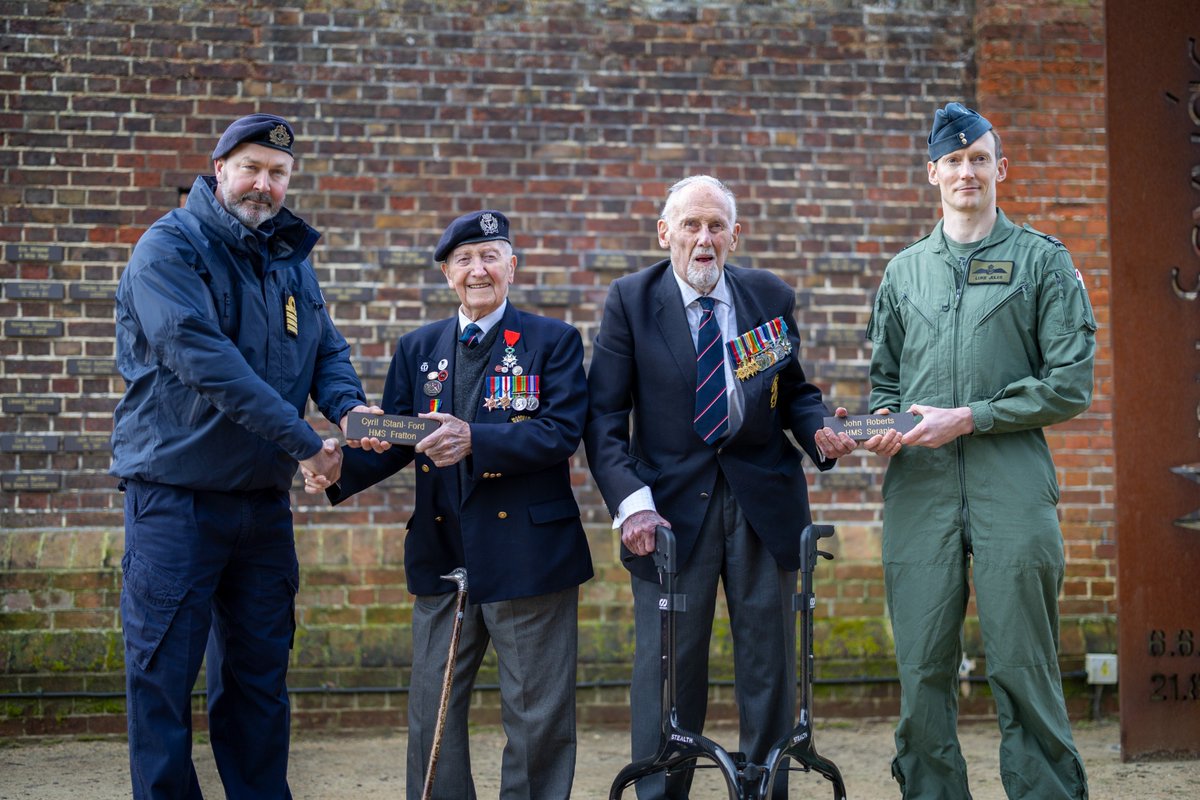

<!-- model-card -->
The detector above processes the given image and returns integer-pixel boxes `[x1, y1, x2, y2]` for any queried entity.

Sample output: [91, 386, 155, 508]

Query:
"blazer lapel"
[462, 303, 526, 503]
[424, 320, 460, 417]
[479, 303, 528, 423]
[724, 266, 778, 436]
[652, 264, 699, 391]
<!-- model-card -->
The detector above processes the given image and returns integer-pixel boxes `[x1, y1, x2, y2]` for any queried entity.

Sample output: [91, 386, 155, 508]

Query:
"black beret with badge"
[433, 210, 511, 263]
[211, 113, 295, 161]
[927, 102, 993, 162]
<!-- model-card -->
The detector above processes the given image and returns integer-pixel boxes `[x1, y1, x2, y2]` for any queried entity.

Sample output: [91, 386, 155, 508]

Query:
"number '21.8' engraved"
[1150, 672, 1200, 702]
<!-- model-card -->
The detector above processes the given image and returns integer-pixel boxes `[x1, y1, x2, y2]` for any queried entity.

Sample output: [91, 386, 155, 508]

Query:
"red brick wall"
[974, 0, 1114, 645]
[0, 0, 1112, 736]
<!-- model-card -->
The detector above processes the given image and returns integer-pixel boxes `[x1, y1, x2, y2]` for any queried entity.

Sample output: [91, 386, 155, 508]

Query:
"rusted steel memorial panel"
[1107, 0, 1200, 760]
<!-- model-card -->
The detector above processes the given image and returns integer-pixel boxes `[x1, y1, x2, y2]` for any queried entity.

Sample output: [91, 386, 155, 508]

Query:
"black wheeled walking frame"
[608, 524, 847, 800]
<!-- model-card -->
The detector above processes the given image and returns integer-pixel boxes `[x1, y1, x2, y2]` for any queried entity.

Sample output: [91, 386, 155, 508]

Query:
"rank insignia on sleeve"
[284, 295, 298, 337]
[727, 317, 792, 381]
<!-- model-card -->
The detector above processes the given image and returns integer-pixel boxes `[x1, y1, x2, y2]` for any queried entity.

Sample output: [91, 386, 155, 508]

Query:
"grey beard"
[221, 185, 279, 229]
[687, 261, 719, 292]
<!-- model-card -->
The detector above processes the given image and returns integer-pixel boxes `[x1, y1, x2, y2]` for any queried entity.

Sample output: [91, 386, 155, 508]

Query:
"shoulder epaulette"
[1022, 223, 1067, 249]
[899, 232, 932, 252]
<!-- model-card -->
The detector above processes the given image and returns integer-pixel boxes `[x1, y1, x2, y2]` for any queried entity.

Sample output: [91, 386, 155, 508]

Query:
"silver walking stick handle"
[421, 567, 469, 800]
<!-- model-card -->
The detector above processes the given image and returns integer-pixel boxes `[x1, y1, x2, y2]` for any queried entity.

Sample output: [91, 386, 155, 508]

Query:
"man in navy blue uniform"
[584, 175, 855, 799]
[324, 210, 593, 799]
[111, 113, 375, 799]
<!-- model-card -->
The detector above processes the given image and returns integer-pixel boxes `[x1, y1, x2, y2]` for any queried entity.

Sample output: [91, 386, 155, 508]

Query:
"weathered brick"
[0, 0, 1113, 737]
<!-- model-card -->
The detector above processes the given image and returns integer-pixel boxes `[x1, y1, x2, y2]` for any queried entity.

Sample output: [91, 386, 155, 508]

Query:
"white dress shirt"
[457, 299, 508, 338]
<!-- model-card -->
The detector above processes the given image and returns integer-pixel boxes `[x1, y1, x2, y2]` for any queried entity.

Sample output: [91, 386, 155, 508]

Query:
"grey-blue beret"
[928, 102, 992, 161]
[434, 210, 511, 263]
[212, 113, 295, 161]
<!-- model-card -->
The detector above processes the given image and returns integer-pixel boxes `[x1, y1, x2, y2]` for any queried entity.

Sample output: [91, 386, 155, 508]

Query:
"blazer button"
[700, 492, 710, 499]
[494, 472, 502, 478]
[421, 464, 430, 473]
[434, 515, 444, 523]
[498, 511, 508, 519]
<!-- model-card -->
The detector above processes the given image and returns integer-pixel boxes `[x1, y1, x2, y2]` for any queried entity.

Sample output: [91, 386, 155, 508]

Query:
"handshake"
[299, 403, 389, 494]
[299, 437, 343, 494]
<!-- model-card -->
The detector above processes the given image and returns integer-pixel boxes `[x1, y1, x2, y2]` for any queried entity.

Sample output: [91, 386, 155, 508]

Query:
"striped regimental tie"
[459, 322, 482, 348]
[693, 296, 729, 445]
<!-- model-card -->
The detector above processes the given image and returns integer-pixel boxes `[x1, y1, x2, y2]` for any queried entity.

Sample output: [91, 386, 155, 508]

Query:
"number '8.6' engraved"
[1147, 628, 1195, 657]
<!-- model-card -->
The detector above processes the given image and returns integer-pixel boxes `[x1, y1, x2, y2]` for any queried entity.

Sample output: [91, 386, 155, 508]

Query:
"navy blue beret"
[434, 210, 511, 263]
[212, 113, 295, 161]
[927, 102, 993, 161]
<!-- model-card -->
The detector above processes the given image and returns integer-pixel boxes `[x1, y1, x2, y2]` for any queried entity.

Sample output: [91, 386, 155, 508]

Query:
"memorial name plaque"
[822, 412, 917, 441]
[817, 471, 872, 490]
[67, 358, 116, 376]
[5, 243, 64, 263]
[321, 285, 374, 303]
[419, 288, 459, 305]
[586, 253, 640, 271]
[4, 319, 64, 337]
[1, 472, 61, 492]
[70, 283, 117, 301]
[521, 288, 578, 306]
[5, 282, 64, 299]
[817, 364, 870, 382]
[811, 328, 862, 346]
[64, 434, 112, 452]
[0, 434, 61, 452]
[344, 412, 440, 445]
[813, 257, 869, 275]
[2, 397, 62, 414]
[378, 249, 428, 268]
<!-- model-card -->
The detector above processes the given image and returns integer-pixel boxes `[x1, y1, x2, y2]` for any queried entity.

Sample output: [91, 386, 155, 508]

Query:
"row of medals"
[418, 351, 540, 410]
[486, 348, 539, 411]
[734, 339, 791, 382]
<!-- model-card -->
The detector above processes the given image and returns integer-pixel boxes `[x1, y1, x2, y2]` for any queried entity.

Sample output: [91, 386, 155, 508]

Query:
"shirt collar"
[457, 299, 508, 337]
[671, 267, 732, 309]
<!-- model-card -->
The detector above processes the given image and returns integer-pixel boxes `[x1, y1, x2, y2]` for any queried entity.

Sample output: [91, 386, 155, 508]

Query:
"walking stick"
[421, 567, 468, 800]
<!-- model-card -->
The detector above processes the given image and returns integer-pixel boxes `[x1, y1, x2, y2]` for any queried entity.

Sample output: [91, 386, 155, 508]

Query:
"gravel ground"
[3, 719, 1199, 799]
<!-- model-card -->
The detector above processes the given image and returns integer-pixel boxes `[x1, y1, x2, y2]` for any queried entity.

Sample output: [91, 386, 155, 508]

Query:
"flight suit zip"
[952, 253, 974, 555]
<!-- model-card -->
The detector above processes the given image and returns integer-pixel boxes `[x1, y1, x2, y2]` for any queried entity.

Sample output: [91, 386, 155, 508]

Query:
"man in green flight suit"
[862, 102, 1095, 799]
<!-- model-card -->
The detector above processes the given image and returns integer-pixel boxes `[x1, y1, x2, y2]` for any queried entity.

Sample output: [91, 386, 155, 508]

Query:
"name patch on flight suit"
[967, 261, 1014, 285]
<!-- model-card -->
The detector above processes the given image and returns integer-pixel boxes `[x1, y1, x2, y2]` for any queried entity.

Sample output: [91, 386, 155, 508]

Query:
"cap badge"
[480, 213, 499, 236]
[958, 132, 968, 145]
[269, 124, 292, 148]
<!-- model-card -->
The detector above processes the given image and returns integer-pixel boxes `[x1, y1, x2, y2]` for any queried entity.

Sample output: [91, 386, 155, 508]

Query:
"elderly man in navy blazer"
[584, 175, 856, 799]
[323, 210, 593, 800]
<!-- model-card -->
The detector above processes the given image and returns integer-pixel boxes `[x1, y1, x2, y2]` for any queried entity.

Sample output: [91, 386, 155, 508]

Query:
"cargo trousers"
[120, 479, 299, 800]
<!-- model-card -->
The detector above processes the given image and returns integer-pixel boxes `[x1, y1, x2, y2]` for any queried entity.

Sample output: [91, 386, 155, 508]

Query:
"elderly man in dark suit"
[321, 210, 593, 800]
[584, 175, 856, 799]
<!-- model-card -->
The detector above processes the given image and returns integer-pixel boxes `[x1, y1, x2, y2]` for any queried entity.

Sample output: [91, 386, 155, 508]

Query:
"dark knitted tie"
[693, 296, 728, 445]
[459, 322, 482, 348]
